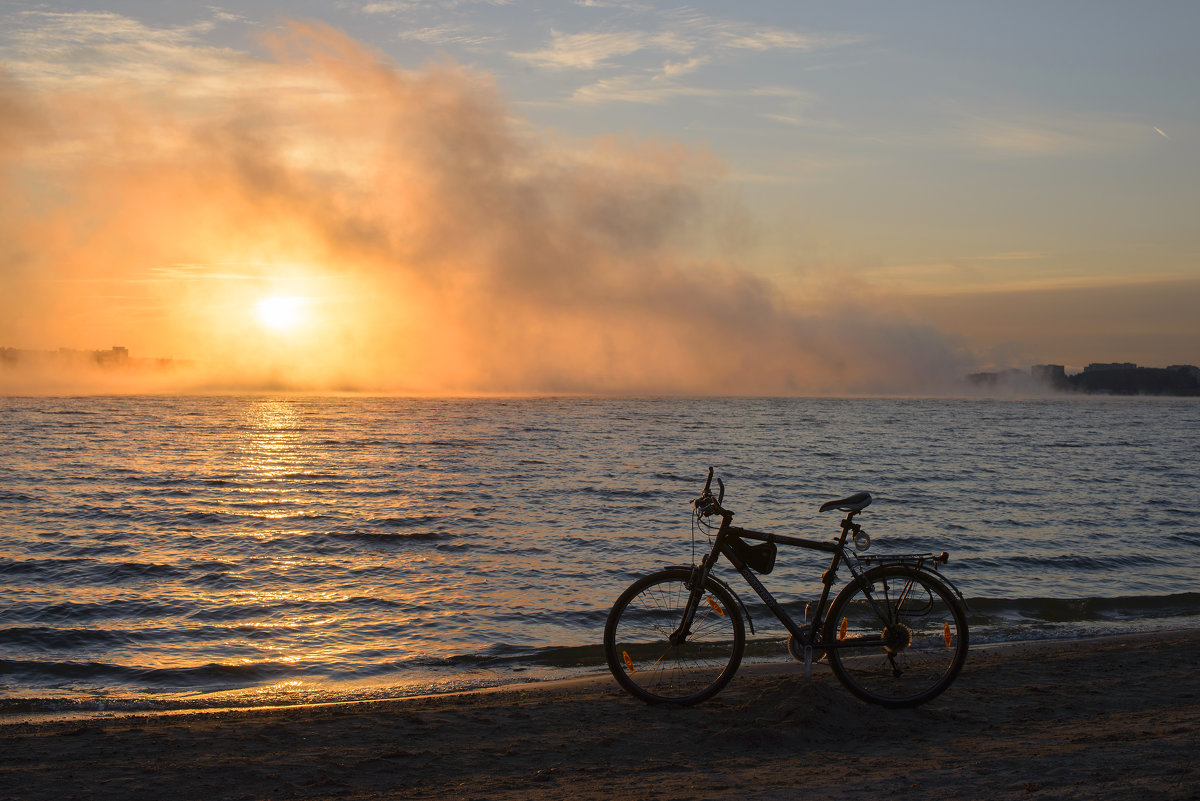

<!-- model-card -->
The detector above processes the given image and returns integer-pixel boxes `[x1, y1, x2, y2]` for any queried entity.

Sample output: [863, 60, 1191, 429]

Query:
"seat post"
[838, 509, 860, 545]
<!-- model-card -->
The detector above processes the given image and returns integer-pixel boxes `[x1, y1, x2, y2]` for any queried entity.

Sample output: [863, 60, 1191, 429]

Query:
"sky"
[1, 1, 1197, 394]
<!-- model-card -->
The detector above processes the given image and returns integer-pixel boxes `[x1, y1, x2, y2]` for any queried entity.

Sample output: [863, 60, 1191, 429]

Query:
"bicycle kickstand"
[803, 644, 813, 681]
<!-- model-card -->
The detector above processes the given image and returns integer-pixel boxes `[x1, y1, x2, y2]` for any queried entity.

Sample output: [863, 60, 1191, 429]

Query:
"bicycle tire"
[823, 565, 968, 708]
[604, 568, 745, 705]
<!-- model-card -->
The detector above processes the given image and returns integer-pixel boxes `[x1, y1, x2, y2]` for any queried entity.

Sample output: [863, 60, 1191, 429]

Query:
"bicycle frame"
[681, 510, 859, 647]
[677, 505, 943, 659]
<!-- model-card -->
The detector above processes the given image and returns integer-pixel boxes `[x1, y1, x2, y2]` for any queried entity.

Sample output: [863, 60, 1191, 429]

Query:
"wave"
[0, 558, 188, 585]
[322, 529, 450, 544]
[0, 627, 137, 649]
[3, 599, 195, 624]
[183, 594, 412, 622]
[966, 592, 1200, 623]
[0, 657, 314, 688]
[962, 552, 1175, 571]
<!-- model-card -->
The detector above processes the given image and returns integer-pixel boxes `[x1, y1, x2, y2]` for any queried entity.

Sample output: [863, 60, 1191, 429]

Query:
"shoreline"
[4, 626, 1196, 727]
[4, 625, 1199, 726]
[4, 629, 1198, 800]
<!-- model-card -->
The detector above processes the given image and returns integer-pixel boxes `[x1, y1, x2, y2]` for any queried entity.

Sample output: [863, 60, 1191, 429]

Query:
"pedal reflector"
[706, 596, 726, 617]
[943, 622, 952, 647]
[839, 617, 848, 641]
[622, 650, 636, 674]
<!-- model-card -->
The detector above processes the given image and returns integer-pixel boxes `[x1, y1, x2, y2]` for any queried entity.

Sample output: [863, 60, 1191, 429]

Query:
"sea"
[2, 395, 1198, 719]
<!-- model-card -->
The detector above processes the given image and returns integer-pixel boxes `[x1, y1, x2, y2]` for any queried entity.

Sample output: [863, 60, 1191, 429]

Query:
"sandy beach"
[4, 630, 1198, 801]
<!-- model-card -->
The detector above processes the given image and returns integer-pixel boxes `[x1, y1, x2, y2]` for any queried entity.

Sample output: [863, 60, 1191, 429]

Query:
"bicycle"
[603, 468, 969, 708]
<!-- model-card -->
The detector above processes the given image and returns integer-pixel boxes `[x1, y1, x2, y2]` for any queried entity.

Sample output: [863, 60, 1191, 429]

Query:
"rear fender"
[926, 568, 968, 609]
[860, 562, 969, 610]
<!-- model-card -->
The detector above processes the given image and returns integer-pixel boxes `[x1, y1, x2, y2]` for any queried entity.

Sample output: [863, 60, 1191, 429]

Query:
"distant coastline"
[0, 346, 193, 373]
[3, 345, 1198, 396]
[968, 362, 1200, 396]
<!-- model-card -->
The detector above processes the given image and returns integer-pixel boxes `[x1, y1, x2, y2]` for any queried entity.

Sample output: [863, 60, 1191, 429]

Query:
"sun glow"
[256, 296, 306, 332]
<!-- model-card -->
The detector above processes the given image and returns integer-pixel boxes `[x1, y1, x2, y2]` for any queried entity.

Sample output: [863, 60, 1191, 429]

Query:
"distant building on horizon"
[1083, 362, 1138, 373]
[1032, 364, 1067, 385]
[1168, 364, 1200, 380]
[0, 345, 188, 373]
[967, 361, 1199, 396]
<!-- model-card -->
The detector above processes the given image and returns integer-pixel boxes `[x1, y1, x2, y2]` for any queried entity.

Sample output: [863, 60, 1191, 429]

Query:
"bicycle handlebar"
[693, 467, 728, 518]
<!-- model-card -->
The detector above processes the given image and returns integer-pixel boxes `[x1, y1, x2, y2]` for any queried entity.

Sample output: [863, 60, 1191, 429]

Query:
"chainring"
[787, 634, 825, 664]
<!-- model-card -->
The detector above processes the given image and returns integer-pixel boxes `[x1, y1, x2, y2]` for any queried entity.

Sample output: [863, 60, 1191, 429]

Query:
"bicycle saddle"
[819, 492, 872, 513]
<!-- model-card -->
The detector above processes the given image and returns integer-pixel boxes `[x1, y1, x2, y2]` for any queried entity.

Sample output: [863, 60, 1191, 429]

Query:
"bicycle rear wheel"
[604, 568, 745, 705]
[824, 565, 968, 708]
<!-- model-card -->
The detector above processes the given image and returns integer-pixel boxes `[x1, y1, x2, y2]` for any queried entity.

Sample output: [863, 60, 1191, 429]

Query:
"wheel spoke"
[826, 567, 968, 707]
[605, 571, 745, 705]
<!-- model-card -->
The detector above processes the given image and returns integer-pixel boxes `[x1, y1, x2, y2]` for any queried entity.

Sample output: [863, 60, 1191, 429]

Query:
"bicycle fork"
[670, 556, 717, 644]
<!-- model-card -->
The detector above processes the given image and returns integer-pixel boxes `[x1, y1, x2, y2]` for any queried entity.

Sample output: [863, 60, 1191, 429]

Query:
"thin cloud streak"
[512, 30, 663, 70]
[952, 110, 1155, 158]
[571, 74, 723, 104]
[511, 11, 863, 72]
[3, 9, 243, 88]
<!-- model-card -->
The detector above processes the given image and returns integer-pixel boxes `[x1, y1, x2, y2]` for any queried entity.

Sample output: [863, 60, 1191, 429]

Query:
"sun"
[256, 295, 306, 332]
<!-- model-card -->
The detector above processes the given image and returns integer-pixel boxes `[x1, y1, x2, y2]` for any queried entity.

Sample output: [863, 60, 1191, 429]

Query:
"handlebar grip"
[694, 468, 725, 517]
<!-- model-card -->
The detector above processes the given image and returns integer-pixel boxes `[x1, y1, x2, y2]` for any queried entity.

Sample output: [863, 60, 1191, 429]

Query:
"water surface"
[2, 396, 1197, 716]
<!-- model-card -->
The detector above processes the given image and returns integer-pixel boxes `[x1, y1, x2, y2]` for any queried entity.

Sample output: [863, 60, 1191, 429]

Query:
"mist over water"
[1, 20, 971, 396]
[2, 395, 1198, 717]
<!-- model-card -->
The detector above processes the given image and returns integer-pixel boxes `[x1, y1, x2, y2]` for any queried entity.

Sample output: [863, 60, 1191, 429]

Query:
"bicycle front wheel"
[604, 568, 745, 705]
[824, 566, 968, 708]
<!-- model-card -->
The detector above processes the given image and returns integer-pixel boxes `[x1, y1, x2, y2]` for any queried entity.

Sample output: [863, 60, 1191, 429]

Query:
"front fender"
[664, 564, 757, 636]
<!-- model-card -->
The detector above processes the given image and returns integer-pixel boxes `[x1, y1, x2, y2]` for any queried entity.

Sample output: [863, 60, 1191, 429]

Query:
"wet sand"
[4, 630, 1198, 800]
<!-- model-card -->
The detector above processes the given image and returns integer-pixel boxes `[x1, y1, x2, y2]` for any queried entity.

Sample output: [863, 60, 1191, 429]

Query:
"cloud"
[952, 111, 1153, 158]
[657, 7, 865, 53]
[1, 9, 244, 89]
[360, 0, 509, 13]
[0, 17, 970, 395]
[510, 11, 861, 117]
[512, 11, 862, 72]
[571, 73, 721, 104]
[716, 28, 856, 52]
[971, 251, 1047, 261]
[397, 25, 501, 46]
[361, 1, 418, 12]
[512, 30, 657, 70]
